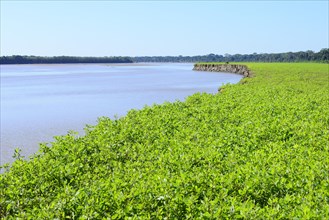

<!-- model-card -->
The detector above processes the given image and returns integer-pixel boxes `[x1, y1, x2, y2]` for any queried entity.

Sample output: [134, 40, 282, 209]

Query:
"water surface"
[1, 63, 242, 165]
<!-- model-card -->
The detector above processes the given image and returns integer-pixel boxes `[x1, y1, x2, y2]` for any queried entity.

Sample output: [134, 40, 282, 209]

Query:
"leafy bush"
[1, 63, 328, 219]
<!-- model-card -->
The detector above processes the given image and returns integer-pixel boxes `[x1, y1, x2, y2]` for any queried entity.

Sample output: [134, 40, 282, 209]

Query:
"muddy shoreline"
[193, 63, 252, 77]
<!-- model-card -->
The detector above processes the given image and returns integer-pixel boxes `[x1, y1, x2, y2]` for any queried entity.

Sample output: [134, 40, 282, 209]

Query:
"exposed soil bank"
[193, 63, 252, 77]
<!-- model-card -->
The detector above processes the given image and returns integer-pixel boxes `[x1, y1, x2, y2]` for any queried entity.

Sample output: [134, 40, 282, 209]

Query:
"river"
[0, 63, 242, 165]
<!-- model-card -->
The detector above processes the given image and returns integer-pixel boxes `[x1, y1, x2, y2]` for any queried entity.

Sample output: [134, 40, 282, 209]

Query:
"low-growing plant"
[1, 63, 328, 219]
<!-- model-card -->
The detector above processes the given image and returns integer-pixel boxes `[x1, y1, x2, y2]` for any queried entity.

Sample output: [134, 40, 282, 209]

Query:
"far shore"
[0, 63, 156, 67]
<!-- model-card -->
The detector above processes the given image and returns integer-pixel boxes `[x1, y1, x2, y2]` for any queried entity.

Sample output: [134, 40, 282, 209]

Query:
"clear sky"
[1, 1, 328, 56]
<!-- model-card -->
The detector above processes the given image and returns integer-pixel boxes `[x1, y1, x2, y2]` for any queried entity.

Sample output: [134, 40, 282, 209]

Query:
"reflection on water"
[0, 63, 242, 165]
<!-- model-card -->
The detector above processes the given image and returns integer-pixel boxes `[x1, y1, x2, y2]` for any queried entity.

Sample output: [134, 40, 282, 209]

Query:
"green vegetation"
[0, 55, 133, 64]
[1, 49, 328, 64]
[133, 49, 329, 63]
[1, 63, 328, 218]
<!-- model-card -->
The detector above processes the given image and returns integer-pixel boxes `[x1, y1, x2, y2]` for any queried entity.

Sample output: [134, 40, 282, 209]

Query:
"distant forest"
[133, 49, 329, 63]
[0, 56, 133, 64]
[1, 49, 328, 64]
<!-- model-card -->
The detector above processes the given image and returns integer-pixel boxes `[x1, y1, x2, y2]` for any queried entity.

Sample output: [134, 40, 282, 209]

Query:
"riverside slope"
[193, 63, 252, 77]
[1, 63, 328, 219]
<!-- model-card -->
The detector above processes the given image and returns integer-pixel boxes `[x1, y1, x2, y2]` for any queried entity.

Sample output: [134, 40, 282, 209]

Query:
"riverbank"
[1, 63, 242, 167]
[193, 63, 252, 77]
[1, 63, 328, 218]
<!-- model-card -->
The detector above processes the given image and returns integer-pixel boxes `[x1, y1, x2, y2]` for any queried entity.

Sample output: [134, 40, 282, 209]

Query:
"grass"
[1, 63, 328, 219]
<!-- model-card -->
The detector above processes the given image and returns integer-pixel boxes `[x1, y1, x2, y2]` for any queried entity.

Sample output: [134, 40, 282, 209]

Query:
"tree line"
[1, 49, 328, 64]
[132, 49, 329, 63]
[0, 56, 133, 64]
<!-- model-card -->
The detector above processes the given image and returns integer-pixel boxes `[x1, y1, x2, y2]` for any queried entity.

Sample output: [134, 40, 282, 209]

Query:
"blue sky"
[1, 1, 328, 56]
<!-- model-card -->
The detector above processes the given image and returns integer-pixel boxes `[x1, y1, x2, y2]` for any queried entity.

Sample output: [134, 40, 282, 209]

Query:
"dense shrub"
[1, 63, 328, 218]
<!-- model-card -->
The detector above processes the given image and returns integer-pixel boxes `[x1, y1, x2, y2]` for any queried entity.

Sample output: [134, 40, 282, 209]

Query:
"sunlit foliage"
[1, 63, 328, 218]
